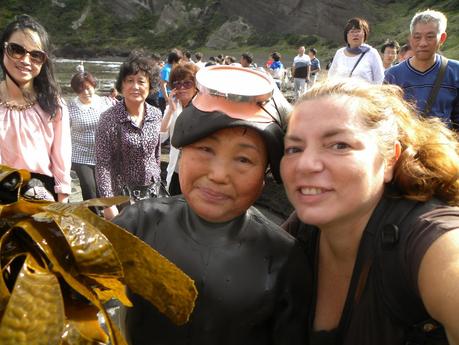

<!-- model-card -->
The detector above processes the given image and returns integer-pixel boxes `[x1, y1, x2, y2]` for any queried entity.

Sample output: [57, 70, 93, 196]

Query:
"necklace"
[0, 99, 36, 110]
[0, 82, 36, 110]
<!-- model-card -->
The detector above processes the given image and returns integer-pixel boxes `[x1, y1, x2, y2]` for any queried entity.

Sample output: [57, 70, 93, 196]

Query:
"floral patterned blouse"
[95, 101, 162, 198]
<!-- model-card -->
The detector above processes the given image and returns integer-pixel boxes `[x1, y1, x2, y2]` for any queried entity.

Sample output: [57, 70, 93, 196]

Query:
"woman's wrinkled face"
[280, 96, 394, 231]
[78, 81, 96, 104]
[3, 29, 44, 88]
[179, 127, 268, 223]
[121, 72, 149, 104]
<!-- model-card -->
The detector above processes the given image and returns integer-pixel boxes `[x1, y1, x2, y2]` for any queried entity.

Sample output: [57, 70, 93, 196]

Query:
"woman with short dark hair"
[95, 53, 162, 220]
[68, 71, 116, 213]
[328, 17, 384, 84]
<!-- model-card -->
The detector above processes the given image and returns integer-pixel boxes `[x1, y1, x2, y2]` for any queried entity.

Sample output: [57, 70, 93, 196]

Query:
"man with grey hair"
[384, 9, 459, 130]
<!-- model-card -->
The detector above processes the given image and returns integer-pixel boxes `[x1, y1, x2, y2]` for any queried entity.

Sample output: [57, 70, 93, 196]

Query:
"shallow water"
[55, 58, 121, 97]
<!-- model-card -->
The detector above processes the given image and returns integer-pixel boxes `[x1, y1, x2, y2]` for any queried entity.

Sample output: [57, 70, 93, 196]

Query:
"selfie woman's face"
[281, 97, 393, 231]
[3, 29, 44, 87]
[179, 127, 267, 223]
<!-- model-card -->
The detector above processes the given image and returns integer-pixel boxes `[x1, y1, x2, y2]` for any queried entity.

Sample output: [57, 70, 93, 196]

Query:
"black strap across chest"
[306, 195, 448, 345]
[349, 51, 367, 77]
[424, 55, 449, 116]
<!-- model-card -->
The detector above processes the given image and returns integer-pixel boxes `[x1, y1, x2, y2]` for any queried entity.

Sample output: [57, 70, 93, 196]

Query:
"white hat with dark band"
[172, 65, 291, 183]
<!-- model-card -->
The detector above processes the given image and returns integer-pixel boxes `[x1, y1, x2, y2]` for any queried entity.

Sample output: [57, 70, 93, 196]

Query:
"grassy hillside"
[239, 0, 459, 67]
[370, 0, 459, 58]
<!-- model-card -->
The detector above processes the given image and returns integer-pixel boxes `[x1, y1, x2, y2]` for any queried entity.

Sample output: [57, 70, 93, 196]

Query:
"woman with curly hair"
[160, 62, 198, 195]
[281, 78, 459, 344]
[95, 53, 162, 220]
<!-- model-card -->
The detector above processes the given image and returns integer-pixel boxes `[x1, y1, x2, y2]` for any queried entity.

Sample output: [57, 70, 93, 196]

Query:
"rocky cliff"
[220, 0, 373, 42]
[1, 0, 457, 57]
[95, 0, 377, 44]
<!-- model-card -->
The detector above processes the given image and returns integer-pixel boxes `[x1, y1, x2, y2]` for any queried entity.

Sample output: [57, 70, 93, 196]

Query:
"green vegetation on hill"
[0, 0, 457, 61]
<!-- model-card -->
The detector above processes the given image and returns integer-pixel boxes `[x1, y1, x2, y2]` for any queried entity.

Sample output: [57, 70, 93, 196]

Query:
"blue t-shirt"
[159, 63, 172, 99]
[385, 54, 459, 127]
[270, 61, 283, 70]
[270, 61, 284, 79]
[310, 57, 320, 75]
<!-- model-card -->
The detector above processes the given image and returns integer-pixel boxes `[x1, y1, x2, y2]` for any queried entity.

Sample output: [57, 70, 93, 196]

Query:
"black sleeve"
[405, 206, 459, 295]
[271, 241, 311, 345]
[451, 94, 459, 132]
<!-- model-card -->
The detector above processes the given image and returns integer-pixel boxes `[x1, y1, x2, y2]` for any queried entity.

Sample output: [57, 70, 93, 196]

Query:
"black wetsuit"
[113, 196, 311, 345]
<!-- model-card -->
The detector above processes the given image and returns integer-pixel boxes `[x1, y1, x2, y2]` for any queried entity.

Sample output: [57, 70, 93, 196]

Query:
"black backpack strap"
[349, 51, 367, 77]
[424, 55, 448, 116]
[335, 195, 409, 341]
[376, 197, 448, 344]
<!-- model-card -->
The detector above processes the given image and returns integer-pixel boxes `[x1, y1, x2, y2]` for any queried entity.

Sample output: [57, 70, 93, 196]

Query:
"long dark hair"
[0, 14, 61, 118]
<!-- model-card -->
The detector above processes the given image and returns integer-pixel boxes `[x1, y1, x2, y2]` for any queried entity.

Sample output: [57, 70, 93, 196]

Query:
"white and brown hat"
[172, 65, 290, 183]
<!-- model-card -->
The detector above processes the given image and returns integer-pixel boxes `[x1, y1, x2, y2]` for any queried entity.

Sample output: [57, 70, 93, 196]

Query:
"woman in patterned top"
[0, 14, 71, 201]
[95, 53, 162, 220]
[68, 71, 116, 213]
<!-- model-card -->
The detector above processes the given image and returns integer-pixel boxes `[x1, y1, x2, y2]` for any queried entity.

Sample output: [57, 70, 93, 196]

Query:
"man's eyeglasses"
[3, 42, 47, 64]
[172, 80, 194, 90]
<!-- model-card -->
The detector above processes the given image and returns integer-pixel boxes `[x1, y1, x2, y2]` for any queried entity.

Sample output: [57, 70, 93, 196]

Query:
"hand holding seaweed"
[0, 165, 197, 345]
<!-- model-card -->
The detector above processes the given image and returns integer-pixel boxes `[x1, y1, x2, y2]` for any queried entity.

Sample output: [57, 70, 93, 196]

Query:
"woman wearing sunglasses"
[160, 62, 199, 195]
[0, 14, 71, 202]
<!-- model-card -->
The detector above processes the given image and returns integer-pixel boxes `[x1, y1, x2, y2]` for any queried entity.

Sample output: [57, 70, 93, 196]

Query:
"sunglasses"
[172, 80, 194, 90]
[4, 42, 47, 64]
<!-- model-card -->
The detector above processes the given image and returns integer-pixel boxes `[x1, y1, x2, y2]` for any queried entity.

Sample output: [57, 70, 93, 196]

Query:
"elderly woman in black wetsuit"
[113, 66, 309, 345]
[281, 78, 459, 344]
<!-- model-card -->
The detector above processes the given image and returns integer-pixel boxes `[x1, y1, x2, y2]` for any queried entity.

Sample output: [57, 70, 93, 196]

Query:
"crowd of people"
[0, 8, 458, 345]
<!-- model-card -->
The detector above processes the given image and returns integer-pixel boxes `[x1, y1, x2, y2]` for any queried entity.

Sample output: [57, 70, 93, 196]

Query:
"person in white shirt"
[291, 46, 311, 99]
[328, 17, 384, 84]
[160, 63, 199, 195]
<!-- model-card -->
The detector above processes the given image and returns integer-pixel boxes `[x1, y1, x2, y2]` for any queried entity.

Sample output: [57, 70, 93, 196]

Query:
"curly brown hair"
[295, 78, 459, 205]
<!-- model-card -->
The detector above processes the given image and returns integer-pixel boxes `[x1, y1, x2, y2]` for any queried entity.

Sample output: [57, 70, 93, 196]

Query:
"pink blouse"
[0, 101, 72, 194]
